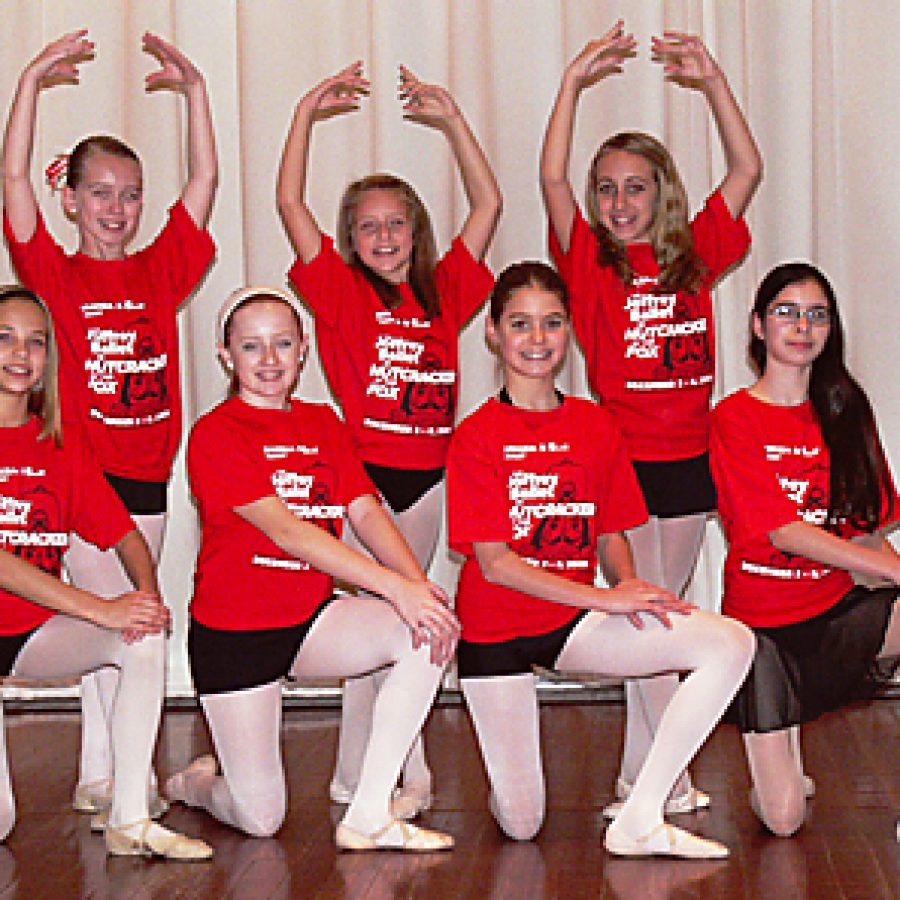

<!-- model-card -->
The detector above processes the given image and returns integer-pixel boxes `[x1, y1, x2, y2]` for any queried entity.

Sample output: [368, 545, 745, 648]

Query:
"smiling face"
[0, 297, 49, 419]
[753, 279, 832, 372]
[591, 149, 659, 244]
[64, 151, 143, 260]
[350, 188, 415, 284]
[487, 284, 570, 385]
[220, 300, 308, 409]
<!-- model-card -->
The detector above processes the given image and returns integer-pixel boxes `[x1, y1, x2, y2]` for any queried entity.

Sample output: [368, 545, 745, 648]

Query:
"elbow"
[768, 524, 794, 553]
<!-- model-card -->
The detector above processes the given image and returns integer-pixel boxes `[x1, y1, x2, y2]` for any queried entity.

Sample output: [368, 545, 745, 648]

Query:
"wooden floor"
[0, 696, 896, 899]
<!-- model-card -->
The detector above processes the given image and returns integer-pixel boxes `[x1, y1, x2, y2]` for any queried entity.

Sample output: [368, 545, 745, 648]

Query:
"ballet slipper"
[604, 821, 728, 859]
[335, 819, 453, 852]
[164, 755, 218, 805]
[105, 819, 213, 861]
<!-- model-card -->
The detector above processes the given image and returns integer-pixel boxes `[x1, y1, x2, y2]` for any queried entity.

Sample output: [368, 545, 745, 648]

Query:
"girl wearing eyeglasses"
[710, 262, 899, 837]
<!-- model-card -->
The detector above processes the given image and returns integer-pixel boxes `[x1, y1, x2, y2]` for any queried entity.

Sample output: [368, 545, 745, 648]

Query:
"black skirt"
[726, 585, 897, 733]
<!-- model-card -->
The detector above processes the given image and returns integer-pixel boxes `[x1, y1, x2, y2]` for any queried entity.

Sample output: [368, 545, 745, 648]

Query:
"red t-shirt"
[188, 397, 377, 630]
[710, 388, 899, 627]
[0, 418, 135, 635]
[447, 396, 648, 642]
[288, 235, 494, 469]
[3, 203, 216, 482]
[549, 191, 750, 461]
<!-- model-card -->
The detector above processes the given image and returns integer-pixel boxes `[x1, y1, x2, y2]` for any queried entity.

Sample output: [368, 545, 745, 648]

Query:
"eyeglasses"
[767, 302, 831, 325]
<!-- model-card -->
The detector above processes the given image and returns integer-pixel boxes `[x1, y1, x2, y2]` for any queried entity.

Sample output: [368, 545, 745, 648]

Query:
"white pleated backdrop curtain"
[1, 1, 897, 695]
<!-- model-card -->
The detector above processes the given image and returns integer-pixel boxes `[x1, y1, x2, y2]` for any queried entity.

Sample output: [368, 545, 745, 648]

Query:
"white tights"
[619, 514, 707, 797]
[176, 593, 445, 837]
[0, 616, 165, 839]
[462, 608, 755, 840]
[331, 482, 443, 797]
[745, 596, 900, 837]
[65, 513, 166, 792]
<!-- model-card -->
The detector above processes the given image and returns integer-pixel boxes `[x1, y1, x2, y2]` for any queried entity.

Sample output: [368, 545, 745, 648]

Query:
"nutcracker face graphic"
[304, 461, 340, 537]
[528, 460, 592, 561]
[15, 486, 64, 575]
[118, 317, 168, 415]
[398, 337, 453, 426]
[657, 295, 711, 379]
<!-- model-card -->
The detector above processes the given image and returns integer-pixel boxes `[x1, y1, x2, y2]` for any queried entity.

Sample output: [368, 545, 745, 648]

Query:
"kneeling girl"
[166, 288, 459, 851]
[447, 263, 755, 859]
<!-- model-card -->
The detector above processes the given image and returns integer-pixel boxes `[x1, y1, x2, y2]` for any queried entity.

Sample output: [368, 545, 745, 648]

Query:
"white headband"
[216, 286, 305, 346]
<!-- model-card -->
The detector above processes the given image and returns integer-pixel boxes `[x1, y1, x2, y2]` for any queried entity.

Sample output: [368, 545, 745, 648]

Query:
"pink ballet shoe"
[603, 776, 711, 819]
[335, 819, 453, 852]
[604, 821, 728, 859]
[164, 755, 218, 805]
[105, 819, 213, 861]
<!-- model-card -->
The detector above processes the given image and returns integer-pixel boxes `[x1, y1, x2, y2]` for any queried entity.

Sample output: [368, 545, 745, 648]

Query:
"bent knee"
[702, 614, 756, 671]
[235, 801, 286, 838]
[759, 806, 805, 838]
[753, 791, 805, 838]
[491, 793, 544, 841]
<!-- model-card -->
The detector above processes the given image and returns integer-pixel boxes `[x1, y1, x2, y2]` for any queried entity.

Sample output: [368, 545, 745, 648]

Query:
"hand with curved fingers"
[398, 65, 460, 125]
[298, 61, 370, 118]
[388, 579, 460, 666]
[25, 29, 94, 88]
[651, 31, 722, 88]
[143, 31, 204, 92]
[598, 578, 695, 630]
[564, 19, 637, 92]
[96, 590, 171, 641]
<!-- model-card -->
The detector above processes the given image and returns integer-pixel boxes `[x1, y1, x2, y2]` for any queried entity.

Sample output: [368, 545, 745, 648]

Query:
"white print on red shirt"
[0, 488, 66, 574]
[365, 324, 455, 436]
[623, 276, 713, 391]
[82, 302, 170, 428]
[504, 442, 595, 570]
[741, 442, 831, 580]
[253, 446, 346, 572]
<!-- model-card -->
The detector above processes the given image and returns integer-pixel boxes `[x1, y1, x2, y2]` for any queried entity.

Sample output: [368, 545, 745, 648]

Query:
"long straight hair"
[336, 174, 441, 319]
[750, 263, 893, 530]
[0, 287, 62, 446]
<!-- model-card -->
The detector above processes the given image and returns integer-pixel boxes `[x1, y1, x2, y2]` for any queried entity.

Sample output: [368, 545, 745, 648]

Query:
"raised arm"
[474, 538, 692, 630]
[235, 494, 458, 664]
[540, 20, 637, 252]
[651, 31, 762, 218]
[143, 32, 218, 229]
[0, 542, 168, 636]
[2, 30, 94, 242]
[399, 66, 501, 261]
[277, 63, 370, 264]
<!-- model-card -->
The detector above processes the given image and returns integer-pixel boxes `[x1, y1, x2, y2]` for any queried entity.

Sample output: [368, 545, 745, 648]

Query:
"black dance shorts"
[0, 629, 38, 677]
[363, 463, 444, 514]
[726, 585, 897, 733]
[104, 473, 168, 515]
[631, 452, 716, 518]
[188, 599, 331, 696]
[457, 612, 587, 678]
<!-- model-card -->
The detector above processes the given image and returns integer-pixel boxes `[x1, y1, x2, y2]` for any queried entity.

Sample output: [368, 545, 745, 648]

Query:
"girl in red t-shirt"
[540, 20, 762, 816]
[278, 63, 500, 817]
[448, 262, 755, 859]
[2, 31, 217, 816]
[165, 287, 459, 852]
[0, 286, 209, 860]
[710, 263, 899, 837]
